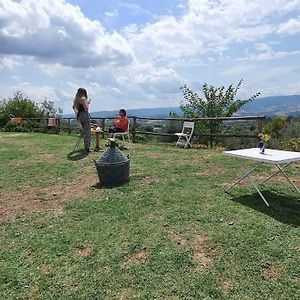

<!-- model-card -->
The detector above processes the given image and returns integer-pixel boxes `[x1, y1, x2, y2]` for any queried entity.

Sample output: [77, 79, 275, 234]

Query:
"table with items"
[222, 148, 300, 206]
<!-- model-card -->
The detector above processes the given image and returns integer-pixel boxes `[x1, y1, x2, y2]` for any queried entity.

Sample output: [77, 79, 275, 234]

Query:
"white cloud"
[238, 43, 300, 61]
[104, 9, 119, 18]
[1, 82, 59, 103]
[119, 3, 151, 16]
[245, 49, 300, 61]
[277, 17, 300, 35]
[0, 0, 133, 68]
[1, 0, 300, 112]
[0, 55, 23, 69]
[126, 0, 300, 67]
[219, 64, 256, 76]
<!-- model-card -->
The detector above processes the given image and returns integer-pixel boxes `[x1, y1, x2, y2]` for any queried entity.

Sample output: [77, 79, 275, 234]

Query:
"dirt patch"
[192, 234, 212, 269]
[35, 153, 58, 164]
[194, 166, 225, 176]
[39, 264, 53, 274]
[219, 219, 239, 226]
[0, 173, 103, 223]
[168, 230, 188, 246]
[143, 152, 165, 159]
[263, 263, 285, 279]
[167, 230, 214, 269]
[215, 277, 234, 294]
[123, 248, 149, 269]
[110, 288, 137, 300]
[137, 176, 160, 187]
[141, 212, 163, 224]
[1, 133, 24, 138]
[75, 244, 94, 258]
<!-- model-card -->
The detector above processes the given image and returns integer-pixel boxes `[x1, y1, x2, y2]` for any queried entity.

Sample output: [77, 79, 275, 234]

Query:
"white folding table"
[223, 148, 300, 206]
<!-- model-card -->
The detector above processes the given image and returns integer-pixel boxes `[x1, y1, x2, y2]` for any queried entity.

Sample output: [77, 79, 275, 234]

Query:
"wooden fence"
[47, 115, 266, 143]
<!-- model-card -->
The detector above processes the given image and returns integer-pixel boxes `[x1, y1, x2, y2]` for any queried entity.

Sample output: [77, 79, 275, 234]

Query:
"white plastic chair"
[113, 119, 131, 142]
[175, 121, 194, 148]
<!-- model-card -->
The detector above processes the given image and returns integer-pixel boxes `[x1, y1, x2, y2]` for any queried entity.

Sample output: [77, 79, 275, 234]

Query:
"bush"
[4, 121, 29, 132]
[3, 119, 39, 132]
[281, 138, 300, 151]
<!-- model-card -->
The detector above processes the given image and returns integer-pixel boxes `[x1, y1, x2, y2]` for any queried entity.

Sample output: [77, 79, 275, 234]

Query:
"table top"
[223, 148, 300, 164]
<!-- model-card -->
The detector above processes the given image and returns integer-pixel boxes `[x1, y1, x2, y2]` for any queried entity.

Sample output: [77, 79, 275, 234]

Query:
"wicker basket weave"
[94, 139, 130, 187]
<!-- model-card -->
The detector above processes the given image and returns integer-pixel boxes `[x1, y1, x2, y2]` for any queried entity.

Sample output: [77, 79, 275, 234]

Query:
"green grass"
[0, 132, 299, 299]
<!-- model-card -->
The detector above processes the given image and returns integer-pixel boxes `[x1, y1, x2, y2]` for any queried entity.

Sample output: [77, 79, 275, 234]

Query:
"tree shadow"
[229, 190, 300, 226]
[67, 149, 88, 161]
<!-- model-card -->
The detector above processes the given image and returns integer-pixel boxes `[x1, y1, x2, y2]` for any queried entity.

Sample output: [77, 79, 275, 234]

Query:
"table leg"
[226, 160, 270, 206]
[226, 163, 261, 192]
[275, 164, 300, 195]
[260, 162, 292, 185]
[247, 173, 270, 206]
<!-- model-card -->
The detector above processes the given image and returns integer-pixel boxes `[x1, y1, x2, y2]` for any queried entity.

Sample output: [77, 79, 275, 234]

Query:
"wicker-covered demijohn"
[94, 139, 130, 187]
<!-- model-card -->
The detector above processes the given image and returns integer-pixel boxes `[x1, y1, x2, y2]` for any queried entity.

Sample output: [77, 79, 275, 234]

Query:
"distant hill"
[65, 107, 182, 118]
[239, 95, 300, 116]
[65, 95, 300, 118]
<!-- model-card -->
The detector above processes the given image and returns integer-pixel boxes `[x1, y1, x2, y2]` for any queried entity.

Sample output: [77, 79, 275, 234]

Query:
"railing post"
[68, 118, 71, 135]
[101, 118, 105, 139]
[57, 118, 61, 134]
[209, 120, 213, 148]
[258, 116, 265, 134]
[132, 116, 137, 143]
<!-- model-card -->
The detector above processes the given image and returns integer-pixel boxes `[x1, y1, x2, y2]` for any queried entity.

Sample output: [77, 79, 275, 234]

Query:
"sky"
[0, 0, 300, 114]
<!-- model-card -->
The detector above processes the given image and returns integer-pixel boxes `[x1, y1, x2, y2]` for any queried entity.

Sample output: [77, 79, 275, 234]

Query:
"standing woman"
[73, 88, 91, 152]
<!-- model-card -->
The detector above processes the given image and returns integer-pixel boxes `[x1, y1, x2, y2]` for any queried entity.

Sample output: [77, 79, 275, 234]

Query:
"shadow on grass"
[230, 190, 300, 226]
[91, 180, 130, 189]
[67, 149, 88, 161]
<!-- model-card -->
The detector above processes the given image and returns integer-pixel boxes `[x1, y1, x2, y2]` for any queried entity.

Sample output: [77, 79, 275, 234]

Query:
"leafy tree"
[40, 100, 63, 117]
[179, 79, 260, 145]
[180, 79, 260, 118]
[0, 91, 43, 127]
[0, 91, 63, 129]
[263, 116, 287, 139]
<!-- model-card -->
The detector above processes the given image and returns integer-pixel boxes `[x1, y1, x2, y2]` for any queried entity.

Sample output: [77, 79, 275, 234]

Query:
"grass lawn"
[0, 132, 299, 300]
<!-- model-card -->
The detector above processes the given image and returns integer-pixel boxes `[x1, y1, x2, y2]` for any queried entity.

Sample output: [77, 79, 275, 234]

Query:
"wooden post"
[101, 118, 105, 139]
[57, 118, 61, 134]
[209, 120, 213, 148]
[68, 118, 71, 135]
[132, 116, 137, 143]
[258, 117, 265, 134]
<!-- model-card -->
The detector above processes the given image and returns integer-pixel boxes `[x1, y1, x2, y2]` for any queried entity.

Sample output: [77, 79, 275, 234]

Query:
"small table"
[223, 148, 300, 206]
[91, 127, 103, 152]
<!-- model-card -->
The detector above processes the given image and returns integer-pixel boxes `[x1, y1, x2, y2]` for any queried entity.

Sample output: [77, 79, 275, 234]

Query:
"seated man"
[109, 109, 129, 137]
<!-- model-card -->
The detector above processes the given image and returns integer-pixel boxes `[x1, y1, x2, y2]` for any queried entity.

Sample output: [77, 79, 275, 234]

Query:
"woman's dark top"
[77, 104, 85, 119]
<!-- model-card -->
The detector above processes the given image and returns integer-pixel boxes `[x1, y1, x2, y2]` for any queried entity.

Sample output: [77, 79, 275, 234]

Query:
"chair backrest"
[126, 118, 130, 132]
[182, 121, 194, 135]
[48, 118, 58, 127]
[11, 117, 22, 124]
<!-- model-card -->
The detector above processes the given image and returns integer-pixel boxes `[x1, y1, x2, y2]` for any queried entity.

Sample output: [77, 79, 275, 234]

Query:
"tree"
[263, 116, 287, 139]
[179, 79, 260, 145]
[0, 91, 63, 129]
[40, 100, 63, 118]
[180, 79, 260, 118]
[0, 91, 43, 127]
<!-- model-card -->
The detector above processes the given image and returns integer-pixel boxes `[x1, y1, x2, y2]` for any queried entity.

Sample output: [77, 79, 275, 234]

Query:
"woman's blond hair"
[73, 88, 88, 111]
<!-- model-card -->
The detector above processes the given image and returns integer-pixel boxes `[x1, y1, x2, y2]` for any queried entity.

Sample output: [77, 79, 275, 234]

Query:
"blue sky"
[1, 0, 300, 113]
